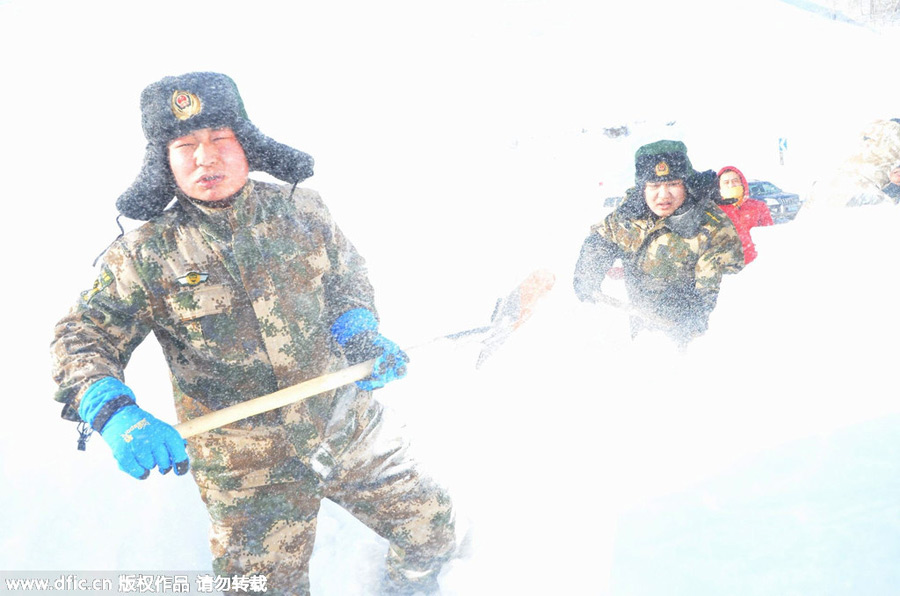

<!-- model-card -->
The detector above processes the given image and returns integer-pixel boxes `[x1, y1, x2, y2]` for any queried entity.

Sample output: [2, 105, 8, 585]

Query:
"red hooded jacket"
[716, 166, 774, 264]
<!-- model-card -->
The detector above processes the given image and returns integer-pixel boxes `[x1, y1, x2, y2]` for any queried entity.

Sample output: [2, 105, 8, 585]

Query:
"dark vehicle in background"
[748, 180, 803, 223]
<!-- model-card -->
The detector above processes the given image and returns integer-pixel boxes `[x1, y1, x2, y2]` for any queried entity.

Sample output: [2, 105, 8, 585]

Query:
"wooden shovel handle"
[173, 359, 375, 439]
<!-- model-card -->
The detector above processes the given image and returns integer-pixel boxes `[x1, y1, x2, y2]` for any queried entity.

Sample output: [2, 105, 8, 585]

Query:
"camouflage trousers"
[197, 413, 456, 595]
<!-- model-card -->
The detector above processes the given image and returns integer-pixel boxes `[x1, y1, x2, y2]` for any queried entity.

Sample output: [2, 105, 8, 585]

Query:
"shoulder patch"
[81, 266, 115, 304]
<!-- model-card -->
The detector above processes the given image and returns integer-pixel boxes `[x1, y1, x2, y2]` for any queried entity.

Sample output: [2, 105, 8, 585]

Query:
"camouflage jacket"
[573, 190, 744, 338]
[51, 180, 381, 489]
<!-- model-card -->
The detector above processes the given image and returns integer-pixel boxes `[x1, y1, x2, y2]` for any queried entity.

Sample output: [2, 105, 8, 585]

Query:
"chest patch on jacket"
[177, 271, 210, 287]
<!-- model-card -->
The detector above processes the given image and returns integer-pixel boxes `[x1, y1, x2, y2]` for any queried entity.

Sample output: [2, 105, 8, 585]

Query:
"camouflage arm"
[292, 188, 377, 324]
[50, 242, 154, 421]
[693, 210, 745, 313]
[573, 216, 622, 302]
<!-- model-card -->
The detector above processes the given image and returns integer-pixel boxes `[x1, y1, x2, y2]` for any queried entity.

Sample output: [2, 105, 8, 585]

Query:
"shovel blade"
[476, 269, 556, 368]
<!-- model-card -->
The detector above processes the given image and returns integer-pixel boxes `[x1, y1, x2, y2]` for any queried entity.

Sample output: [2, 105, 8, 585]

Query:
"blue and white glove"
[79, 377, 190, 480]
[331, 308, 409, 391]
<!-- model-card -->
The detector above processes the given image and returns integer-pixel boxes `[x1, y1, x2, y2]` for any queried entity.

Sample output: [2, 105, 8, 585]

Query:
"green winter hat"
[634, 140, 695, 185]
[116, 72, 314, 220]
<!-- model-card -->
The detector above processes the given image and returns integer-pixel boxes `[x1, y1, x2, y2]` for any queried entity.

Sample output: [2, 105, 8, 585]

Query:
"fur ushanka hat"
[116, 72, 314, 220]
[633, 139, 695, 187]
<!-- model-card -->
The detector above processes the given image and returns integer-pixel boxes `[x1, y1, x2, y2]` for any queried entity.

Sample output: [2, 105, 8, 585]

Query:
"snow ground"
[0, 0, 898, 594]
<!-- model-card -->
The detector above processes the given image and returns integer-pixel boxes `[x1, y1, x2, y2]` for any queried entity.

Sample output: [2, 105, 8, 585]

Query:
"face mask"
[720, 183, 744, 200]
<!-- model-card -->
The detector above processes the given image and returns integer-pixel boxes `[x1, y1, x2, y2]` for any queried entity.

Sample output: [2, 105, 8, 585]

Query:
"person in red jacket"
[715, 166, 774, 264]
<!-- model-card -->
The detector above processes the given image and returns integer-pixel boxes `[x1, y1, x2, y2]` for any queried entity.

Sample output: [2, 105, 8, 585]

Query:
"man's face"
[168, 127, 249, 202]
[719, 170, 743, 197]
[890, 168, 900, 185]
[644, 179, 686, 217]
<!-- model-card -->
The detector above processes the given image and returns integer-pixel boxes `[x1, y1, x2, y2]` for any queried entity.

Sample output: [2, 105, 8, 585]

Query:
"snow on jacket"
[51, 180, 380, 489]
[573, 181, 744, 341]
[715, 166, 774, 264]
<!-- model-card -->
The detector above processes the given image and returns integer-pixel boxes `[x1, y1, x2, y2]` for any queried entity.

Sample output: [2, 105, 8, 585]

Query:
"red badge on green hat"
[171, 90, 202, 121]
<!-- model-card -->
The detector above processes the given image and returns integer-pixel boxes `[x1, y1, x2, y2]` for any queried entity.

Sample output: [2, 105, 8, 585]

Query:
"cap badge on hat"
[171, 90, 202, 121]
[654, 161, 670, 177]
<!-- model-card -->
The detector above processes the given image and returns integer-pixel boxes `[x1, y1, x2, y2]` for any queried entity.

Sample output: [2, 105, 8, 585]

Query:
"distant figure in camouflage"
[804, 119, 900, 209]
[51, 72, 455, 595]
[573, 140, 744, 344]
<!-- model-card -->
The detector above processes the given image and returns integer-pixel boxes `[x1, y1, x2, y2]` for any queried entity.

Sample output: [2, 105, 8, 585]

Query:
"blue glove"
[331, 308, 409, 391]
[79, 377, 190, 480]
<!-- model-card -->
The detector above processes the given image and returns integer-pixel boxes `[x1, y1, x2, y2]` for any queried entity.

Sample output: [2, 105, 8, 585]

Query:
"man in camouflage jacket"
[50, 72, 455, 595]
[573, 140, 744, 343]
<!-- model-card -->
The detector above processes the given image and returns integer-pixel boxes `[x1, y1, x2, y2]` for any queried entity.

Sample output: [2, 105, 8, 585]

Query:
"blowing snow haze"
[0, 0, 898, 594]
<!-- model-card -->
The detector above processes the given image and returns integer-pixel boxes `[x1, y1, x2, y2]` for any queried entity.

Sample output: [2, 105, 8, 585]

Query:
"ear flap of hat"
[115, 144, 177, 220]
[234, 120, 314, 185]
[618, 186, 649, 217]
[685, 169, 720, 204]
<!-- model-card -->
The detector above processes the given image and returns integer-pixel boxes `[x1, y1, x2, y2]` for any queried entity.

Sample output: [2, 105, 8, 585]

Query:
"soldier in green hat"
[573, 139, 744, 344]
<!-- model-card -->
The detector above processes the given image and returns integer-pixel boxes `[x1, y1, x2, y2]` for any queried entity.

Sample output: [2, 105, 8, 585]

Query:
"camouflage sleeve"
[573, 213, 622, 302]
[693, 208, 745, 313]
[291, 188, 377, 324]
[50, 241, 154, 421]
